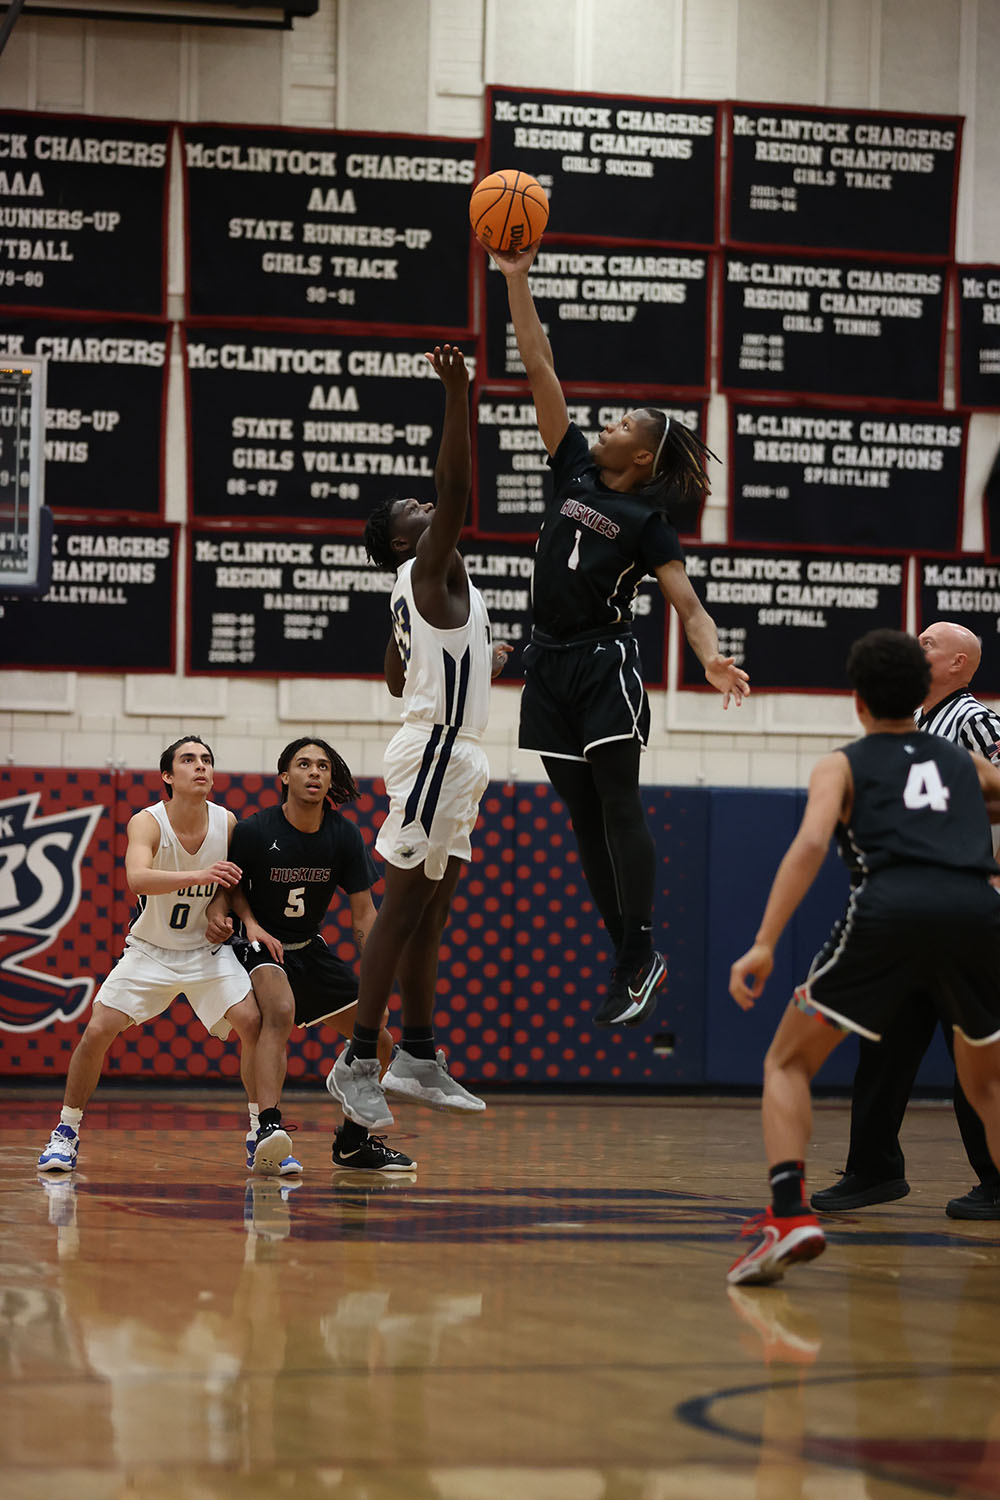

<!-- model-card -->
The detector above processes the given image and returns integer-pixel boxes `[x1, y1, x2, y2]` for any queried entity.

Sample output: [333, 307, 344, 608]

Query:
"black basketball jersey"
[228, 803, 377, 943]
[837, 732, 998, 878]
[532, 423, 685, 639]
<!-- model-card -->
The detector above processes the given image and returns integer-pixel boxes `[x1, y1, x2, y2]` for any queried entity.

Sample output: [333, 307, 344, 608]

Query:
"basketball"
[469, 168, 549, 252]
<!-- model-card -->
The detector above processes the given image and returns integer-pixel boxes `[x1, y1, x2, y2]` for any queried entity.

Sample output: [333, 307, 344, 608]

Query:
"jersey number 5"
[902, 760, 951, 812]
[284, 887, 306, 919]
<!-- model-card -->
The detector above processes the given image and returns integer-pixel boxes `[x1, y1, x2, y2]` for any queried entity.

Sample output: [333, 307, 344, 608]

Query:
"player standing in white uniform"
[37, 736, 269, 1174]
[329, 344, 511, 1134]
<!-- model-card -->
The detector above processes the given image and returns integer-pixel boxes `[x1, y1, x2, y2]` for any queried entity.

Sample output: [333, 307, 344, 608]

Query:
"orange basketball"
[469, 168, 549, 252]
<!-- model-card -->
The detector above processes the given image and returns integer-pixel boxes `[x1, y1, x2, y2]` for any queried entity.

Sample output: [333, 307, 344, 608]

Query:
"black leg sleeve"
[542, 755, 624, 953]
[845, 992, 938, 1179]
[941, 1025, 1000, 1187]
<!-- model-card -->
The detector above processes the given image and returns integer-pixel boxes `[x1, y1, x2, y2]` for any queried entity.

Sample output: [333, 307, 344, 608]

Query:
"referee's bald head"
[919, 621, 982, 690]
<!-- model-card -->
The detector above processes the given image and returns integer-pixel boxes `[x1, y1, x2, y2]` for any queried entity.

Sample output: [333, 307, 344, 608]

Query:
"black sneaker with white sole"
[331, 1126, 417, 1172]
[594, 951, 667, 1027]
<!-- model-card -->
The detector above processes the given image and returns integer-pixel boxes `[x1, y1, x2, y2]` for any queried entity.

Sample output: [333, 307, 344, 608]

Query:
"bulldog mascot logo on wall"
[0, 792, 104, 1031]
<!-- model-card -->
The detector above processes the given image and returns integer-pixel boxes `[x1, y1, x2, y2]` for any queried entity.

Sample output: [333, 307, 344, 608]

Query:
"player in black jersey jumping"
[727, 629, 1000, 1286]
[206, 737, 413, 1173]
[490, 242, 749, 1027]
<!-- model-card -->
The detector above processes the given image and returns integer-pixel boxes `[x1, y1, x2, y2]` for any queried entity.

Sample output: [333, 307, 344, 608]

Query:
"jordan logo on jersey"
[0, 793, 104, 1032]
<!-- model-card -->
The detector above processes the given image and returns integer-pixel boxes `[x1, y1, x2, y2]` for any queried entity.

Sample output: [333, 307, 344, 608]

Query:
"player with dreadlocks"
[489, 240, 750, 1028]
[206, 737, 412, 1173]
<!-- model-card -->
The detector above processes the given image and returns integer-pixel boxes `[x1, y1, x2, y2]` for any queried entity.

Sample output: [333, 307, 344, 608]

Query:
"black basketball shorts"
[518, 632, 651, 762]
[796, 866, 1000, 1045]
[234, 933, 359, 1027]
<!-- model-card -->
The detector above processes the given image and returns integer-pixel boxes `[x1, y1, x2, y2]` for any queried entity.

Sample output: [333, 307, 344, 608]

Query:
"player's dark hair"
[364, 496, 402, 573]
[159, 735, 214, 797]
[635, 409, 718, 507]
[846, 629, 930, 719]
[277, 736, 359, 806]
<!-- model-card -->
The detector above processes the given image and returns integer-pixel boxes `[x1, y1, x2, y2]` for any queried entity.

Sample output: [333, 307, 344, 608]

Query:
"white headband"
[652, 417, 672, 476]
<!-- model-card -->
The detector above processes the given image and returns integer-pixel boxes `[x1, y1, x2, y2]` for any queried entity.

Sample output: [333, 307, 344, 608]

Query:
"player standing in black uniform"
[206, 738, 413, 1173]
[811, 620, 1000, 1218]
[490, 242, 749, 1027]
[727, 629, 1000, 1286]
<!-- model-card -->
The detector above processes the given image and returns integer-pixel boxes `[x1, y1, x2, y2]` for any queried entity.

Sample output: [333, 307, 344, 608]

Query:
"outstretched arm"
[489, 243, 569, 456]
[656, 560, 750, 708]
[414, 344, 472, 577]
[729, 753, 850, 1008]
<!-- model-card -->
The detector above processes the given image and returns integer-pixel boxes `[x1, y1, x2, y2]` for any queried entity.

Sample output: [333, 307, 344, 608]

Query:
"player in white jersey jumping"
[37, 736, 275, 1174]
[329, 344, 510, 1133]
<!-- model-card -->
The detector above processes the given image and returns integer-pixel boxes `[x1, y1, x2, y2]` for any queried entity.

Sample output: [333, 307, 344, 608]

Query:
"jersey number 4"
[902, 760, 951, 812]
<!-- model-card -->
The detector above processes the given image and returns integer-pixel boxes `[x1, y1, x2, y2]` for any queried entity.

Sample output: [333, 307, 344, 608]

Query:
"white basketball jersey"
[129, 800, 229, 950]
[390, 558, 493, 736]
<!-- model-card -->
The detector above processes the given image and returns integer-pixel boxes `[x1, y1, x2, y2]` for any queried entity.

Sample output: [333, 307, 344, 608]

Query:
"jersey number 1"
[902, 760, 950, 812]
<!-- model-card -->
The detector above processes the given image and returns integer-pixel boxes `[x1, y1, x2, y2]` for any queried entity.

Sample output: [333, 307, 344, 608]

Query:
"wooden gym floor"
[3, 1090, 1000, 1499]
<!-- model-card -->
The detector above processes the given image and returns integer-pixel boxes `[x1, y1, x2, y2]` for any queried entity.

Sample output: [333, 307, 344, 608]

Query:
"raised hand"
[487, 241, 541, 278]
[425, 343, 469, 394]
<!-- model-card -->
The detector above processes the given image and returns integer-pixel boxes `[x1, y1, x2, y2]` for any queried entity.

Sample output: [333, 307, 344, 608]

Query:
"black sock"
[770, 1159, 807, 1217]
[345, 1023, 380, 1063]
[339, 1117, 367, 1149]
[258, 1107, 281, 1131]
[402, 1026, 436, 1060]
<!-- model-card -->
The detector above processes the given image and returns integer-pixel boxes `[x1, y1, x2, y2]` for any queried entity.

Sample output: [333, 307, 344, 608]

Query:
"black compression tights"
[542, 738, 655, 964]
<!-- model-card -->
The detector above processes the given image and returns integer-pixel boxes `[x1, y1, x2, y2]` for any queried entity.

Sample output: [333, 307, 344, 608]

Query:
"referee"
[812, 621, 1000, 1220]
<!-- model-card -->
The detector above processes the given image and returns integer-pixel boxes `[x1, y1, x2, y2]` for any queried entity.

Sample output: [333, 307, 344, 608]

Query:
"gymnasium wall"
[2, 0, 999, 788]
[0, 764, 955, 1089]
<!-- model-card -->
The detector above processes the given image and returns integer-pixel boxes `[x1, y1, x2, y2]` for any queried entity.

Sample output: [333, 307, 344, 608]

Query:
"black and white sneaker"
[594, 951, 667, 1027]
[251, 1119, 295, 1176]
[331, 1127, 417, 1172]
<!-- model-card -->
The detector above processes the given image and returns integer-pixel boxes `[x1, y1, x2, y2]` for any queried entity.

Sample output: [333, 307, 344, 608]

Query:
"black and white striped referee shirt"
[915, 688, 1000, 763]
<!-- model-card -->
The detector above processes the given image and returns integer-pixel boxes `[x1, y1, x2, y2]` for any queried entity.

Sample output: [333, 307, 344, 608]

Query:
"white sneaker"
[382, 1049, 486, 1113]
[38, 1123, 79, 1172]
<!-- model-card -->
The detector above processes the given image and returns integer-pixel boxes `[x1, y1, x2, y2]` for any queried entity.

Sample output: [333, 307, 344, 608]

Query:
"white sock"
[60, 1106, 83, 1130]
[248, 1103, 260, 1134]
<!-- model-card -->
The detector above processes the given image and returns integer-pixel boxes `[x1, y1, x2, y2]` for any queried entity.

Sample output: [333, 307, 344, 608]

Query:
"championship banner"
[721, 251, 946, 403]
[182, 124, 476, 330]
[730, 402, 964, 553]
[184, 326, 471, 524]
[475, 389, 708, 539]
[917, 557, 1000, 697]
[726, 104, 961, 257]
[956, 265, 1000, 411]
[188, 529, 666, 685]
[0, 111, 169, 317]
[0, 519, 177, 670]
[679, 545, 907, 691]
[483, 244, 709, 388]
[0, 318, 169, 515]
[485, 86, 719, 246]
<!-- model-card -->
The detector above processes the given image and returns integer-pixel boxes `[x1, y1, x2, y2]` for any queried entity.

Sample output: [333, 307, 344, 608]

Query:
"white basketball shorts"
[94, 936, 251, 1039]
[376, 721, 490, 881]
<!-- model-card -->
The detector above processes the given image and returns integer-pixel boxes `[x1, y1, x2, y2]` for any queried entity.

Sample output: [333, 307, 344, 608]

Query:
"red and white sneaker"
[727, 1206, 826, 1286]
